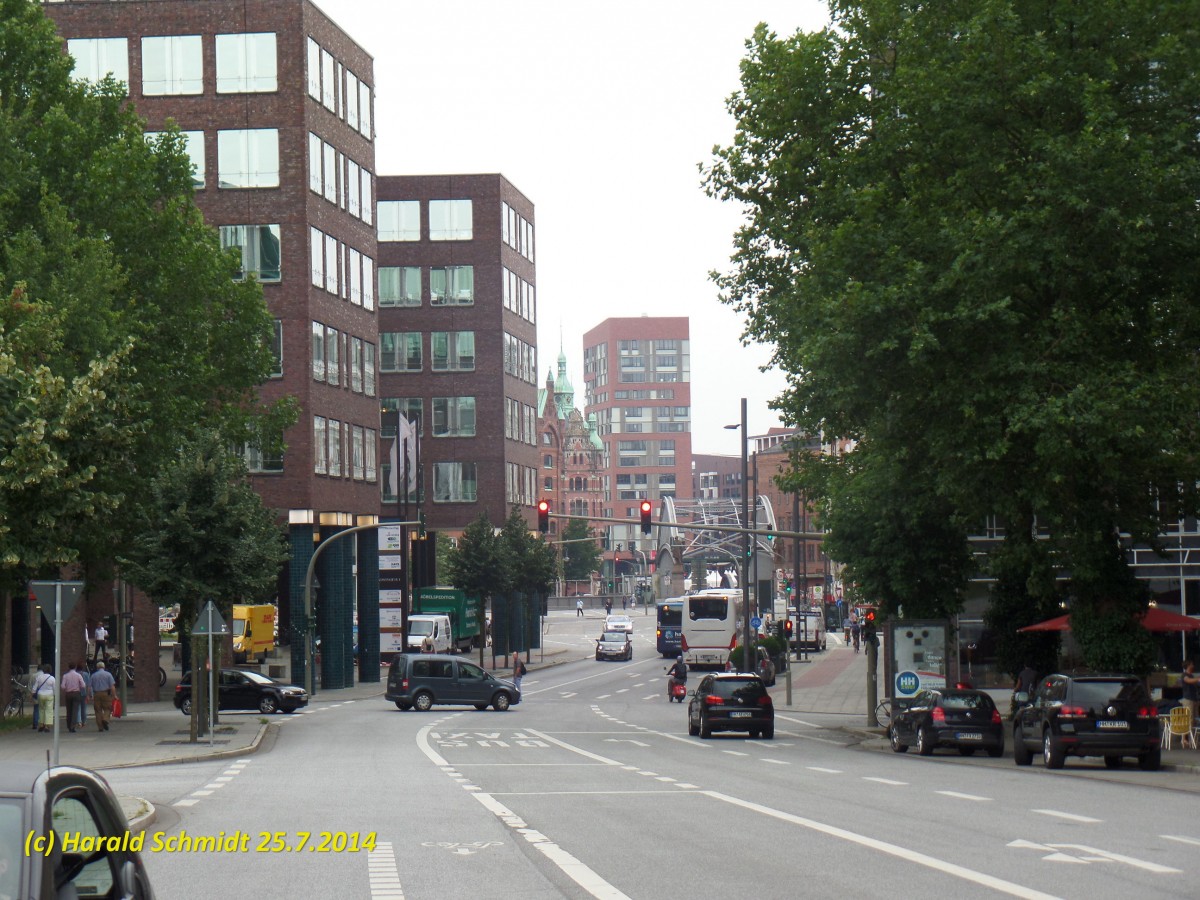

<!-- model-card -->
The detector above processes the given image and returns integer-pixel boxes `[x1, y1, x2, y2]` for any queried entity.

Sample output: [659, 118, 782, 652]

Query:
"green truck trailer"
[413, 587, 482, 652]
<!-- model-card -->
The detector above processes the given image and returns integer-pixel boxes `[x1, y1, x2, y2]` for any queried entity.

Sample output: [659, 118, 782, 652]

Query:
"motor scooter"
[669, 679, 687, 702]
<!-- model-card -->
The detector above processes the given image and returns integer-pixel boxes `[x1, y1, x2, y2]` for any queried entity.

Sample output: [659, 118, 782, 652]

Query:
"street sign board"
[30, 581, 85, 629]
[191, 600, 229, 636]
[750, 616, 762, 630]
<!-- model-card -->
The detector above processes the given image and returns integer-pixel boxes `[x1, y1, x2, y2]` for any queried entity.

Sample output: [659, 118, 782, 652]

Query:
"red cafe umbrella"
[1019, 607, 1200, 633]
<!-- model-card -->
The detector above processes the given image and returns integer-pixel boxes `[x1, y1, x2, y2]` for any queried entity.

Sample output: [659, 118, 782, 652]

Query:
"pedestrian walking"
[511, 652, 527, 693]
[89, 661, 116, 732]
[92, 622, 108, 662]
[576, 598, 584, 617]
[61, 662, 86, 733]
[30, 664, 53, 732]
[621, 595, 627, 611]
[77, 661, 92, 729]
[34, 664, 56, 733]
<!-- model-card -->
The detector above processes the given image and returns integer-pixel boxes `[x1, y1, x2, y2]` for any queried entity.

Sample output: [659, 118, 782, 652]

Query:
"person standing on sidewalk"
[89, 660, 116, 731]
[92, 622, 108, 662]
[61, 663, 86, 733]
[30, 665, 53, 732]
[576, 598, 584, 617]
[1181, 659, 1199, 719]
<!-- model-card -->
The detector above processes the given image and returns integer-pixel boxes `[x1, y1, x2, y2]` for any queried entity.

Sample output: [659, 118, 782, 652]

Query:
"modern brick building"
[42, 0, 383, 691]
[582, 317, 692, 589]
[376, 173, 540, 536]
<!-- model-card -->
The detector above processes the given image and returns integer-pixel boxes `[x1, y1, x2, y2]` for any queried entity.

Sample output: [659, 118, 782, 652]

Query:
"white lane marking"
[723, 750, 749, 757]
[472, 792, 631, 899]
[603, 739, 649, 747]
[596, 694, 611, 699]
[709, 792, 1061, 899]
[863, 777, 908, 786]
[172, 799, 199, 807]
[560, 692, 578, 699]
[936, 791, 991, 802]
[202, 783, 226, 790]
[775, 714, 821, 727]
[760, 759, 789, 765]
[616, 689, 629, 694]
[655, 776, 676, 782]
[1008, 839, 1180, 873]
[675, 783, 699, 789]
[806, 766, 841, 774]
[367, 841, 405, 898]
[1032, 809, 1102, 823]
[213, 776, 233, 782]
[1162, 835, 1200, 847]
[642, 695, 659, 700]
[191, 790, 214, 796]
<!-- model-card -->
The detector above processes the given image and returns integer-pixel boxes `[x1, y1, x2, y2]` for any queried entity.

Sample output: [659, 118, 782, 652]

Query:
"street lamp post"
[726, 398, 752, 673]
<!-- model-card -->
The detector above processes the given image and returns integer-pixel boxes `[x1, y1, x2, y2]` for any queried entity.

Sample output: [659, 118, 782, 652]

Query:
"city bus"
[656, 598, 684, 657]
[681, 589, 743, 670]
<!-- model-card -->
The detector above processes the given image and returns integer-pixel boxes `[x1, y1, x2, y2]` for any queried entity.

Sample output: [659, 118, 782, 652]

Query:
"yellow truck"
[233, 605, 276, 663]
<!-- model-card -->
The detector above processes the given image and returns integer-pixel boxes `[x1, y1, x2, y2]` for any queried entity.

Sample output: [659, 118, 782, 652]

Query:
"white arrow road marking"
[1008, 839, 1181, 873]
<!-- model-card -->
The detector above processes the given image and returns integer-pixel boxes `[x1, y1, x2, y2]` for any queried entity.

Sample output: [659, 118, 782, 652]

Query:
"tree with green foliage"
[561, 517, 602, 582]
[0, 0, 292, 607]
[117, 431, 287, 740]
[705, 1, 1200, 674]
[444, 514, 501, 665]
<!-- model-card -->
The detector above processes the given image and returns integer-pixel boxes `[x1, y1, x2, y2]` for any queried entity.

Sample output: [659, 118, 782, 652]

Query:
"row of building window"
[502, 267, 536, 324]
[504, 397, 538, 445]
[310, 323, 377, 395]
[501, 201, 534, 263]
[379, 265, 474, 307]
[379, 332, 476, 373]
[308, 133, 373, 224]
[313, 417, 379, 481]
[306, 37, 372, 139]
[66, 33, 276, 95]
[310, 227, 375, 308]
[619, 339, 683, 352]
[378, 200, 473, 242]
[377, 397, 479, 438]
[613, 389, 676, 400]
[503, 333, 537, 385]
[620, 372, 682, 383]
[506, 462, 537, 508]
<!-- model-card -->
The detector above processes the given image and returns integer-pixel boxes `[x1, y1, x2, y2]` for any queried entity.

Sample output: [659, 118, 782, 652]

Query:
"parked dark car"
[386, 653, 520, 711]
[687, 672, 774, 739]
[0, 762, 155, 900]
[1012, 673, 1161, 770]
[174, 668, 308, 716]
[889, 688, 1004, 757]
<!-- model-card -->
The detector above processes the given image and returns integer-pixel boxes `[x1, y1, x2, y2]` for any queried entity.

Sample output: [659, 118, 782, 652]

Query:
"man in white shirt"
[93, 623, 108, 662]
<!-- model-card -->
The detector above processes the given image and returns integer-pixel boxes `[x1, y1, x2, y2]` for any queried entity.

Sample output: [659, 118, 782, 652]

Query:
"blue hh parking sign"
[896, 671, 920, 696]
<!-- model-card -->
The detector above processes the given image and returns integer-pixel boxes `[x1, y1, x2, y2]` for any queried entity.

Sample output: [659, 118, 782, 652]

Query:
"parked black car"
[889, 688, 1004, 757]
[687, 672, 774, 739]
[1012, 673, 1161, 770]
[0, 762, 155, 900]
[174, 668, 308, 715]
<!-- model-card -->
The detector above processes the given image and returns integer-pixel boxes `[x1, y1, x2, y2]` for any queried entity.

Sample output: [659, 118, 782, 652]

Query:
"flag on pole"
[398, 414, 419, 494]
[387, 428, 398, 497]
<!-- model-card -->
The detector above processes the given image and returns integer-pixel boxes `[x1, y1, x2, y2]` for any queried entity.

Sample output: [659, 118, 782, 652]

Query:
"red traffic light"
[537, 499, 550, 533]
[784, 620, 793, 636]
[639, 499, 652, 535]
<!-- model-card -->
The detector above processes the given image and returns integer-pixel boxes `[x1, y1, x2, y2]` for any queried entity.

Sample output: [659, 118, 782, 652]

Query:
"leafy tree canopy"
[706, 1, 1200, 672]
[562, 517, 602, 582]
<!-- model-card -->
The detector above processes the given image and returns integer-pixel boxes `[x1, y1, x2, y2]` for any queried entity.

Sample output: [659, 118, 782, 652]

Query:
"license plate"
[1096, 720, 1128, 729]
[955, 732, 982, 741]
[730, 711, 752, 718]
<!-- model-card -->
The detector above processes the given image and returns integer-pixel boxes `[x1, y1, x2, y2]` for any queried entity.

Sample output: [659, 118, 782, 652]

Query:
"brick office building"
[582, 317, 692, 590]
[376, 174, 540, 536]
[42, 0, 382, 692]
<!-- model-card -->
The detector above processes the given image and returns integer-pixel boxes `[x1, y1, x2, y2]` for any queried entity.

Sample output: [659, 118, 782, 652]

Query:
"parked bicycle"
[5, 672, 29, 718]
[874, 698, 892, 728]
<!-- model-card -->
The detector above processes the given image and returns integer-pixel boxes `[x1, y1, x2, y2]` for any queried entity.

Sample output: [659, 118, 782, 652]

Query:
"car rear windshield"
[941, 693, 994, 711]
[600, 632, 625, 641]
[1070, 679, 1148, 707]
[711, 678, 767, 700]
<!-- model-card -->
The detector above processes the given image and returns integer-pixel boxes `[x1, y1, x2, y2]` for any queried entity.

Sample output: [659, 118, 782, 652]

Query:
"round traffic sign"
[750, 616, 762, 629]
[896, 671, 920, 695]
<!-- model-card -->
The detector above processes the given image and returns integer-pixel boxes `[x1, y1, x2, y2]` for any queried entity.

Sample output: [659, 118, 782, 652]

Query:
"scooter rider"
[667, 656, 688, 685]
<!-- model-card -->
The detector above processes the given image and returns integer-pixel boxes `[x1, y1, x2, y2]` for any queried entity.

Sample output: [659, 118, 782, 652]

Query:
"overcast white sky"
[317, 0, 832, 453]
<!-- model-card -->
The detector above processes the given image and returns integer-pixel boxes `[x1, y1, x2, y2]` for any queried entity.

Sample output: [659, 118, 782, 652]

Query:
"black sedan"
[174, 668, 308, 715]
[687, 673, 774, 739]
[0, 762, 155, 900]
[889, 688, 1004, 757]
